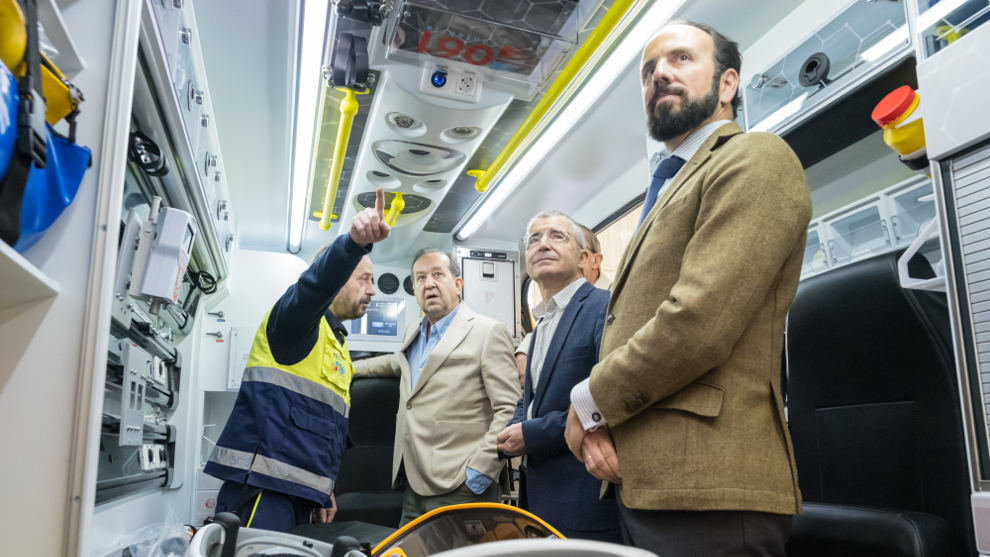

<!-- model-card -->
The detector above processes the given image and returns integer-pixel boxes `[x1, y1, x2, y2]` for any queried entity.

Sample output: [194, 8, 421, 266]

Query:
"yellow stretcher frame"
[372, 502, 565, 556]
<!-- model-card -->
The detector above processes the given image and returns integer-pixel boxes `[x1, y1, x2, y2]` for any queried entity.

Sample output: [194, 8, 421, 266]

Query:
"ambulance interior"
[2, 0, 990, 555]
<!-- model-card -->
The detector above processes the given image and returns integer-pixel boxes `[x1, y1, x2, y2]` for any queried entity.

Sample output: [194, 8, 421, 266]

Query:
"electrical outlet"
[456, 74, 476, 95]
[419, 62, 482, 103]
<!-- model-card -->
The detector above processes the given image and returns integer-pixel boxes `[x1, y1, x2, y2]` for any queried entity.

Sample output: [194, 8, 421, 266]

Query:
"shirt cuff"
[514, 332, 532, 355]
[570, 378, 607, 430]
[465, 467, 493, 494]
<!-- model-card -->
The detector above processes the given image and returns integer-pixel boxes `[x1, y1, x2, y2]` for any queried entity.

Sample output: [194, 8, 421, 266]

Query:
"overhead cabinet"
[801, 176, 938, 279]
[744, 0, 910, 135]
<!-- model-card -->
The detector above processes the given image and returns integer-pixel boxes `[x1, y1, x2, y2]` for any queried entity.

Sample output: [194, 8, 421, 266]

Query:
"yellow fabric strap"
[246, 491, 263, 528]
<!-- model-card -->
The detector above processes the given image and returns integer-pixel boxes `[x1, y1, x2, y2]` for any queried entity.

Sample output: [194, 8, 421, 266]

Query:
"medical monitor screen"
[347, 298, 405, 338]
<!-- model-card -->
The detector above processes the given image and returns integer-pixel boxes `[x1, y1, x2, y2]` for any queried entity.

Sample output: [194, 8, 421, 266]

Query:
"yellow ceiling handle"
[472, 0, 637, 194]
[385, 192, 405, 227]
[466, 169, 487, 192]
[318, 87, 369, 231]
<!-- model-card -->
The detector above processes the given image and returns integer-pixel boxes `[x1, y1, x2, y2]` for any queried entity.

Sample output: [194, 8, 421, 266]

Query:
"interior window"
[596, 203, 643, 280]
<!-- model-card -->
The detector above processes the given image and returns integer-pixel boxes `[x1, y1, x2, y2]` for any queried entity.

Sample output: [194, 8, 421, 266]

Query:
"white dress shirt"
[527, 278, 586, 419]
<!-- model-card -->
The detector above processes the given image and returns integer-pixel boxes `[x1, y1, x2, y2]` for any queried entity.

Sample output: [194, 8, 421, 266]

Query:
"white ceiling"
[469, 0, 805, 246]
[471, 61, 647, 244]
[193, 0, 296, 252]
[192, 0, 805, 256]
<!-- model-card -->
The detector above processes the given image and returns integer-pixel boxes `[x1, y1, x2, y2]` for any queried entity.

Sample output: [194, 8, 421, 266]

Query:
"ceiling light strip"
[287, 0, 329, 252]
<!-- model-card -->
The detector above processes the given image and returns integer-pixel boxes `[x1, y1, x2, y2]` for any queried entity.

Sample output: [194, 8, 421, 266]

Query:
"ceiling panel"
[468, 0, 807, 245]
[193, 0, 296, 252]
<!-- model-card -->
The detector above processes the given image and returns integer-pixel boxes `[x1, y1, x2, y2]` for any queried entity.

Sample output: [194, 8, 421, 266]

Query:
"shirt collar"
[670, 119, 733, 165]
[419, 303, 461, 339]
[533, 277, 586, 321]
[325, 310, 348, 343]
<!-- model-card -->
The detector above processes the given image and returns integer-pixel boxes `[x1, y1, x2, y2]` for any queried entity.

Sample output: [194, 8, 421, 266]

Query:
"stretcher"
[186, 503, 654, 557]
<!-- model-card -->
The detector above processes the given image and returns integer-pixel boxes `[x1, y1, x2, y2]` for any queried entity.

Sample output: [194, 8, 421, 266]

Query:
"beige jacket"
[353, 304, 521, 496]
[590, 122, 811, 514]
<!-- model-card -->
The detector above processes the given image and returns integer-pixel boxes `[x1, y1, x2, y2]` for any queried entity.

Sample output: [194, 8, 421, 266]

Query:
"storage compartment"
[744, 0, 910, 134]
[918, 0, 990, 58]
[824, 203, 891, 266]
[802, 224, 829, 278]
[384, 0, 605, 100]
[885, 179, 937, 245]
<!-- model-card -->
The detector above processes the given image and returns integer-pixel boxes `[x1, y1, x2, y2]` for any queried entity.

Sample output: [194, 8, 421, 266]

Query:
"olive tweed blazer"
[590, 121, 811, 515]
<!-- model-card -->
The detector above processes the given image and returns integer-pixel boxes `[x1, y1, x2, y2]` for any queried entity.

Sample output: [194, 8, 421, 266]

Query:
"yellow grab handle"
[319, 88, 366, 230]
[466, 169, 487, 192]
[470, 0, 637, 193]
[385, 192, 404, 227]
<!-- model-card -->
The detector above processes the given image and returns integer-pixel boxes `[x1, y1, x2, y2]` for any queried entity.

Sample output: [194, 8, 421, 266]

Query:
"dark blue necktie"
[637, 155, 686, 229]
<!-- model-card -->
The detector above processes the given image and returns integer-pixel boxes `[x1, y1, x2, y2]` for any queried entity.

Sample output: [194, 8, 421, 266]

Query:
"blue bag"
[0, 0, 89, 252]
[13, 123, 91, 252]
[0, 58, 15, 180]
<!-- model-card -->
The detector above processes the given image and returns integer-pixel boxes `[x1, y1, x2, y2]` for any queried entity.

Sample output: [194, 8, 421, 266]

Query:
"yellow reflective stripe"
[209, 445, 253, 470]
[243, 365, 349, 417]
[209, 446, 336, 497]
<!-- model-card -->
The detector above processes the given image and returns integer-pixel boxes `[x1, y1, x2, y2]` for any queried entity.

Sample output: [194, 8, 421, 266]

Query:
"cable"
[188, 270, 217, 295]
[165, 302, 190, 329]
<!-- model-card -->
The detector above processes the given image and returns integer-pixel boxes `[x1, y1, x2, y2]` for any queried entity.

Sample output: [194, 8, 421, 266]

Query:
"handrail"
[385, 192, 405, 227]
[897, 218, 945, 292]
[319, 87, 368, 230]
[469, 0, 639, 193]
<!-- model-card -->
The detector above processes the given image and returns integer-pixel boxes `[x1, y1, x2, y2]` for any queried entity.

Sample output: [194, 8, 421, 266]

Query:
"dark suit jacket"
[590, 121, 811, 514]
[510, 280, 618, 534]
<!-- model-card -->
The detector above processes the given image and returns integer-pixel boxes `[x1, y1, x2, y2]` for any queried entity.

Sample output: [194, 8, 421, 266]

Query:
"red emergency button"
[872, 86, 916, 126]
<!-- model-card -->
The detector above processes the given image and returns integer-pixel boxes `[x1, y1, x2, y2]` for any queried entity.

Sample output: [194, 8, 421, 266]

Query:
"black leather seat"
[789, 502, 958, 556]
[785, 251, 973, 556]
[333, 376, 403, 528]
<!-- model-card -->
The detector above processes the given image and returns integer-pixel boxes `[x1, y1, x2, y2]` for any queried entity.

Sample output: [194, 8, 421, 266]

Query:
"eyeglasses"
[523, 229, 571, 248]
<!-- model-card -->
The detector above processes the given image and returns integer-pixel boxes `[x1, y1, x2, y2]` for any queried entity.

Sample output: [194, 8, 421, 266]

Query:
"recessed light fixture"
[386, 112, 427, 137]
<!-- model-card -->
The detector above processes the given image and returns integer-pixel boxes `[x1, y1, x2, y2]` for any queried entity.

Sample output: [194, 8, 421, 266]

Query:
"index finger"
[375, 187, 385, 219]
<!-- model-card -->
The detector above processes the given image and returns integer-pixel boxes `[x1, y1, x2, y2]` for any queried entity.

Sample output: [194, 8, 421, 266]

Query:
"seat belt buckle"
[16, 88, 47, 169]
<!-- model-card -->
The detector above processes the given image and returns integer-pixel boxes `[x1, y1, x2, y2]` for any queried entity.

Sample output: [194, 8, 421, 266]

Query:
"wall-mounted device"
[457, 248, 518, 337]
[346, 298, 407, 340]
[129, 196, 196, 314]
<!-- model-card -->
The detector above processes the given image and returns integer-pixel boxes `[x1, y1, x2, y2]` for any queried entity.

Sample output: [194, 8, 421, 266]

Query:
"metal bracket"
[119, 342, 147, 447]
[336, 0, 388, 26]
[330, 32, 370, 90]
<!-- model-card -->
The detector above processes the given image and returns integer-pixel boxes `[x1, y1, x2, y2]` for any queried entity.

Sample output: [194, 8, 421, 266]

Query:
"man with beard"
[205, 189, 389, 532]
[564, 21, 811, 556]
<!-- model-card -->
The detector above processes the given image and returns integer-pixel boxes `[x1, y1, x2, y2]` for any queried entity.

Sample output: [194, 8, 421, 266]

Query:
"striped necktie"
[637, 155, 686, 229]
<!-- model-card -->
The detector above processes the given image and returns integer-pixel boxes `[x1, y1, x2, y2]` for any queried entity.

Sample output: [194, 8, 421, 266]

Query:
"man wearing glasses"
[515, 223, 611, 388]
[497, 211, 619, 541]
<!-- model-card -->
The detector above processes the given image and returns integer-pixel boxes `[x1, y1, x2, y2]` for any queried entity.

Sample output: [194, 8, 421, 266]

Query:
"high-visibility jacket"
[204, 308, 354, 506]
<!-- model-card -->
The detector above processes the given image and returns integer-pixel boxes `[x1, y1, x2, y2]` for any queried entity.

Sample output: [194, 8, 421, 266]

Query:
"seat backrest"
[335, 376, 400, 493]
[786, 251, 973, 553]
